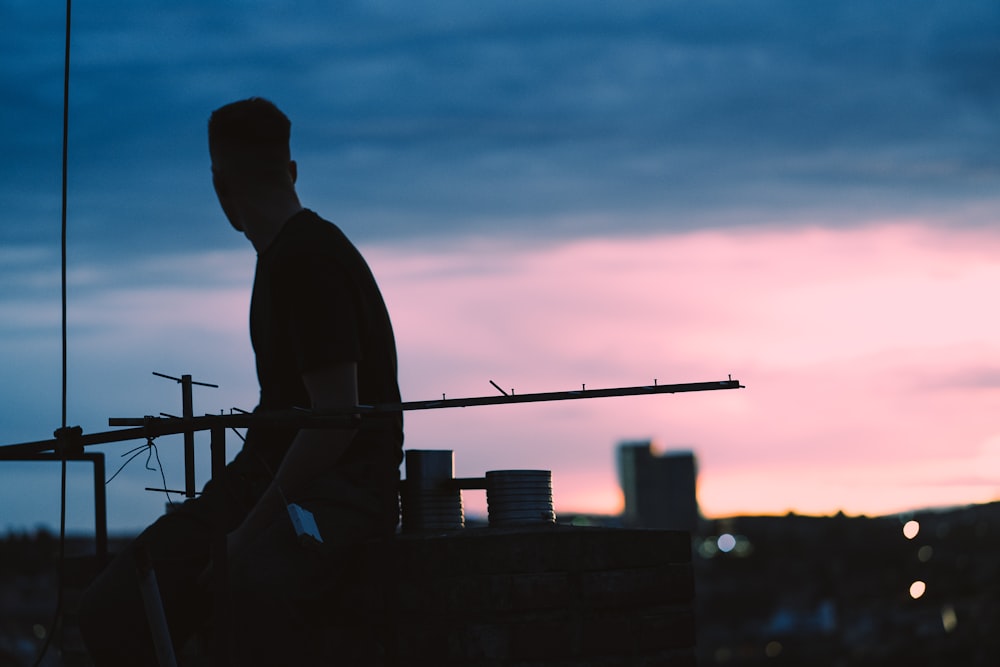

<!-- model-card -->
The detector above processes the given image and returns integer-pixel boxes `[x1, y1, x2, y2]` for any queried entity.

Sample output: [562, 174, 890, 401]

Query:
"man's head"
[209, 97, 291, 174]
[209, 97, 298, 232]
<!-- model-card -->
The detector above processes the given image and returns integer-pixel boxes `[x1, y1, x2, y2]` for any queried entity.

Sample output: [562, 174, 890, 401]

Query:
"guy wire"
[34, 1, 74, 665]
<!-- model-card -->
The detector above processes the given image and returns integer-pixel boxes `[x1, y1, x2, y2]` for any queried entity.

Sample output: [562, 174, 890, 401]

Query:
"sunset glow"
[2, 0, 998, 532]
[368, 222, 1000, 518]
[3, 221, 997, 530]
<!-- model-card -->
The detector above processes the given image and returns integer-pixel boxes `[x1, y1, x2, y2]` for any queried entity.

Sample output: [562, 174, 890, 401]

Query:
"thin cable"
[34, 1, 73, 665]
[105, 439, 176, 506]
[106, 442, 156, 485]
[61, 8, 71, 431]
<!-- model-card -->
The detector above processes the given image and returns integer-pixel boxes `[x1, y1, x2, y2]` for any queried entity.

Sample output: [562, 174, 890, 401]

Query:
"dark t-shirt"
[243, 209, 403, 474]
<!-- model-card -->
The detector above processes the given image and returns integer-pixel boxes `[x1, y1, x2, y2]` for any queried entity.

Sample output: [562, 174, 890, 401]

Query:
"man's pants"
[78, 450, 398, 666]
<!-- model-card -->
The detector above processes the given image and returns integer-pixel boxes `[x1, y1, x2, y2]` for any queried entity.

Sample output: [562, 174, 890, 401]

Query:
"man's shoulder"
[287, 208, 340, 237]
[262, 210, 367, 286]
[273, 210, 349, 254]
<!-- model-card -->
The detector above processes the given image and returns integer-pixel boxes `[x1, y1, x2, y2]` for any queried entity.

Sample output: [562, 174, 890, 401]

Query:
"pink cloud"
[10, 222, 998, 531]
[367, 221, 1000, 517]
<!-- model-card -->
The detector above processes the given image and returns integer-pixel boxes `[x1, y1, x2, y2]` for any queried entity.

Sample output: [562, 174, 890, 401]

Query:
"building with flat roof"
[618, 441, 699, 531]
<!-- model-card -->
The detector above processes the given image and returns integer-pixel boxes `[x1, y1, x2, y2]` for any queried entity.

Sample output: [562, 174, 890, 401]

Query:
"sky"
[2, 0, 999, 533]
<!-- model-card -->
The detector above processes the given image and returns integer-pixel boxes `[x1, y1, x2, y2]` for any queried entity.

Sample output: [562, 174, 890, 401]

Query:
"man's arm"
[228, 361, 359, 556]
[273, 360, 359, 493]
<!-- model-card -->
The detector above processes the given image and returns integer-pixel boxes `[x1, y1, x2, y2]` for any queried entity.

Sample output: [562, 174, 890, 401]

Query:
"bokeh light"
[714, 647, 732, 663]
[941, 604, 958, 632]
[903, 520, 920, 539]
[909, 580, 926, 599]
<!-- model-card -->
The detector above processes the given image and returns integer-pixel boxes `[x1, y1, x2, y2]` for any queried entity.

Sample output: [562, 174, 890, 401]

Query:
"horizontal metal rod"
[0, 378, 742, 456]
[145, 487, 201, 496]
[387, 379, 742, 412]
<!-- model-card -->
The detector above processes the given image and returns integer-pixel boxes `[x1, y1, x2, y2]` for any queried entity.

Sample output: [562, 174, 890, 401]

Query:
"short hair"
[208, 97, 291, 178]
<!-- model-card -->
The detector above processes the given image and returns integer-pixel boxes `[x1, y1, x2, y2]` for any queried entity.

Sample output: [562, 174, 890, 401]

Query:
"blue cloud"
[3, 0, 998, 261]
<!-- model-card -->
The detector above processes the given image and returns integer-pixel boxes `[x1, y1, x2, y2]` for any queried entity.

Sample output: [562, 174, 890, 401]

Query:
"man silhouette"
[80, 97, 403, 665]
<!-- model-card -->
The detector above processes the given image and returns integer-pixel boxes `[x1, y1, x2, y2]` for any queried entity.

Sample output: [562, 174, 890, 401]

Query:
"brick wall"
[325, 525, 696, 666]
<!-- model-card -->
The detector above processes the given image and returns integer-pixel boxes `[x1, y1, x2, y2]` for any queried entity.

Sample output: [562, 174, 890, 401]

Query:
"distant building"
[617, 442, 699, 531]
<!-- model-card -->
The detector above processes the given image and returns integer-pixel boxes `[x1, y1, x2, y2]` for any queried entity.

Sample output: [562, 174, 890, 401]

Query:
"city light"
[941, 604, 958, 633]
[903, 520, 920, 539]
[909, 580, 927, 599]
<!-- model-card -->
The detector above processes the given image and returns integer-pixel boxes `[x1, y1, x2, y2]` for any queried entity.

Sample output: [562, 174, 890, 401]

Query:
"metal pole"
[181, 374, 196, 498]
[91, 452, 108, 563]
[0, 378, 745, 457]
[210, 425, 230, 667]
[384, 378, 744, 412]
[0, 451, 108, 564]
[135, 545, 179, 667]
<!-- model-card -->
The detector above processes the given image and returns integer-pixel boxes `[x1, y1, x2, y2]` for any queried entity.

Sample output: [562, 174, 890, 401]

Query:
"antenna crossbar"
[0, 378, 742, 456]
[384, 378, 743, 412]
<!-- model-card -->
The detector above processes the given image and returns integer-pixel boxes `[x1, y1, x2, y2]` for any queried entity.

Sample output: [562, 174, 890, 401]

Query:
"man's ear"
[289, 160, 298, 185]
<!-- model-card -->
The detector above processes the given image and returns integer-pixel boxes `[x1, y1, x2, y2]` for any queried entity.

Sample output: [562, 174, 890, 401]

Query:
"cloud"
[3, 0, 999, 262]
[3, 219, 1000, 530]
[2, 0, 1000, 529]
[372, 221, 1000, 517]
[923, 366, 1000, 391]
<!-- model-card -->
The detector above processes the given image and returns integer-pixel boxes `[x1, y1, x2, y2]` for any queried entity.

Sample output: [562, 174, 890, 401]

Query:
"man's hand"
[224, 361, 359, 563]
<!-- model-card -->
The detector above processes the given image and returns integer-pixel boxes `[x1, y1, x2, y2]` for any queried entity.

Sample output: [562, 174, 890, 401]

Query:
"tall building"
[617, 441, 699, 532]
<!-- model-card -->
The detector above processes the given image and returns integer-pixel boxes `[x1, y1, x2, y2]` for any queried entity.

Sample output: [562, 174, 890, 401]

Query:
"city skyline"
[2, 0, 999, 532]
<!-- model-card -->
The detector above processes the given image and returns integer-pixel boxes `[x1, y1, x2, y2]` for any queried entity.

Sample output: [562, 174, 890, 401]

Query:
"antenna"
[152, 372, 219, 498]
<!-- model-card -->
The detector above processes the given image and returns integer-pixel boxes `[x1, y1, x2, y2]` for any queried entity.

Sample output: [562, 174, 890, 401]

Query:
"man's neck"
[242, 195, 304, 253]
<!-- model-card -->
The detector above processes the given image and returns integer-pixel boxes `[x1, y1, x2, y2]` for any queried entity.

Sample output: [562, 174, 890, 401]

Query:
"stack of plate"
[401, 449, 464, 532]
[400, 481, 465, 532]
[485, 470, 555, 527]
